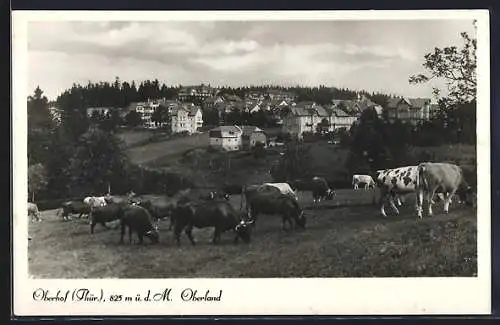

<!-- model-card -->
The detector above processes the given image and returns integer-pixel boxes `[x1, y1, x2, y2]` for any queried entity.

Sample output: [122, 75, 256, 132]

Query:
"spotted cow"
[375, 166, 420, 217]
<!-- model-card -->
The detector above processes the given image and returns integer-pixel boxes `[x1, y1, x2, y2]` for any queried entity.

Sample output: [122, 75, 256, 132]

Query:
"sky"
[27, 19, 476, 101]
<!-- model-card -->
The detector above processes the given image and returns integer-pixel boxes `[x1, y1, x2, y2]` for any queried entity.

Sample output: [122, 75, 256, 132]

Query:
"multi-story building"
[208, 125, 266, 151]
[386, 97, 432, 125]
[170, 103, 203, 134]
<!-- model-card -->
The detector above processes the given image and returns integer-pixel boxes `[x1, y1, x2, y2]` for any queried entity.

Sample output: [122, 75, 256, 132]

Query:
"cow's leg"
[137, 233, 144, 245]
[443, 189, 457, 214]
[396, 195, 403, 207]
[185, 225, 196, 245]
[379, 191, 389, 217]
[174, 227, 182, 246]
[388, 194, 400, 215]
[120, 222, 125, 244]
[416, 189, 424, 219]
[426, 186, 438, 217]
[127, 227, 133, 244]
[353, 184, 358, 190]
[212, 228, 221, 244]
[90, 220, 96, 234]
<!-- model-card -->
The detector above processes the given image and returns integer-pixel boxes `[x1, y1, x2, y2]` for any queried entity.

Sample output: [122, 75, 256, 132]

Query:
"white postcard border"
[12, 10, 491, 316]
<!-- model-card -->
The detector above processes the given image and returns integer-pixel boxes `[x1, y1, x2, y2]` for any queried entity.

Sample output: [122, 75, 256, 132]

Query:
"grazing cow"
[171, 200, 254, 245]
[240, 183, 290, 214]
[104, 191, 137, 205]
[27, 202, 41, 222]
[137, 195, 181, 231]
[245, 191, 306, 230]
[120, 205, 159, 245]
[176, 188, 223, 205]
[311, 176, 335, 207]
[90, 203, 127, 234]
[352, 174, 376, 190]
[416, 162, 473, 218]
[375, 166, 420, 217]
[262, 182, 299, 201]
[57, 201, 90, 221]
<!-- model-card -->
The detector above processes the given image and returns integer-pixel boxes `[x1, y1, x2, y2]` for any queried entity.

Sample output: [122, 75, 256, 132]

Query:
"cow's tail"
[416, 163, 427, 190]
[56, 207, 62, 217]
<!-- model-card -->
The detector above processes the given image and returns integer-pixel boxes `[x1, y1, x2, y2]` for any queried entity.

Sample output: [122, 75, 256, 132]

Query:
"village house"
[170, 103, 203, 134]
[127, 101, 156, 128]
[240, 125, 267, 150]
[326, 107, 359, 131]
[208, 125, 267, 151]
[386, 97, 432, 124]
[208, 125, 243, 151]
[281, 101, 331, 137]
[177, 84, 215, 102]
[203, 95, 225, 109]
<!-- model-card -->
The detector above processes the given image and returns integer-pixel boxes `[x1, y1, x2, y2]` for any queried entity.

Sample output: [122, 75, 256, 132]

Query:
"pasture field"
[28, 189, 477, 278]
[126, 133, 209, 166]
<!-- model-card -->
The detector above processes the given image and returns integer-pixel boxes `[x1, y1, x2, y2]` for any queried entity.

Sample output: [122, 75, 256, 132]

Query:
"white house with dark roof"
[208, 125, 266, 151]
[327, 107, 359, 130]
[208, 125, 243, 151]
[170, 103, 203, 134]
[386, 97, 432, 124]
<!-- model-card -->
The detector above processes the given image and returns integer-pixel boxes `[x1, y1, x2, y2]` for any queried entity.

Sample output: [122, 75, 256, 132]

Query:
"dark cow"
[177, 188, 229, 205]
[57, 201, 91, 221]
[120, 205, 159, 245]
[90, 203, 127, 234]
[240, 183, 296, 212]
[310, 176, 335, 207]
[137, 195, 180, 231]
[171, 200, 253, 245]
[246, 191, 306, 230]
[104, 191, 138, 205]
[416, 162, 474, 218]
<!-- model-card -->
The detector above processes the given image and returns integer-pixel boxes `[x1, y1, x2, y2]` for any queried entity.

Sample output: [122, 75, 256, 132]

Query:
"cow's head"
[223, 193, 230, 201]
[234, 220, 254, 243]
[457, 182, 475, 206]
[295, 209, 307, 229]
[326, 188, 336, 200]
[145, 229, 160, 244]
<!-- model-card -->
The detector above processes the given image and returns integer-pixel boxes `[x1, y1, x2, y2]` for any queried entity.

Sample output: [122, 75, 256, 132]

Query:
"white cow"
[27, 202, 41, 222]
[83, 196, 108, 209]
[352, 174, 376, 190]
[416, 162, 473, 218]
[261, 182, 299, 201]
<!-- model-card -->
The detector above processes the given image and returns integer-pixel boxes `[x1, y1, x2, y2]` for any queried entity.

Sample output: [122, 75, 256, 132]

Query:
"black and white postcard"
[12, 10, 491, 316]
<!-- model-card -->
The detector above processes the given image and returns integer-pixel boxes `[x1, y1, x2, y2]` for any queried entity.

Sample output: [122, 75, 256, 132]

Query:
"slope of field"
[28, 190, 477, 278]
[126, 133, 209, 165]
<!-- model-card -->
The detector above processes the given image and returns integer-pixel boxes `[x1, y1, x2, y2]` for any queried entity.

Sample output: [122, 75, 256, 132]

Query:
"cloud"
[27, 19, 476, 100]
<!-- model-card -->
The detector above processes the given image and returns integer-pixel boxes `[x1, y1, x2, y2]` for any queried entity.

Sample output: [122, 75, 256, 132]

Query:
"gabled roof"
[328, 107, 352, 118]
[239, 125, 265, 136]
[387, 97, 431, 109]
[209, 125, 241, 138]
[288, 103, 329, 117]
[171, 104, 201, 116]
